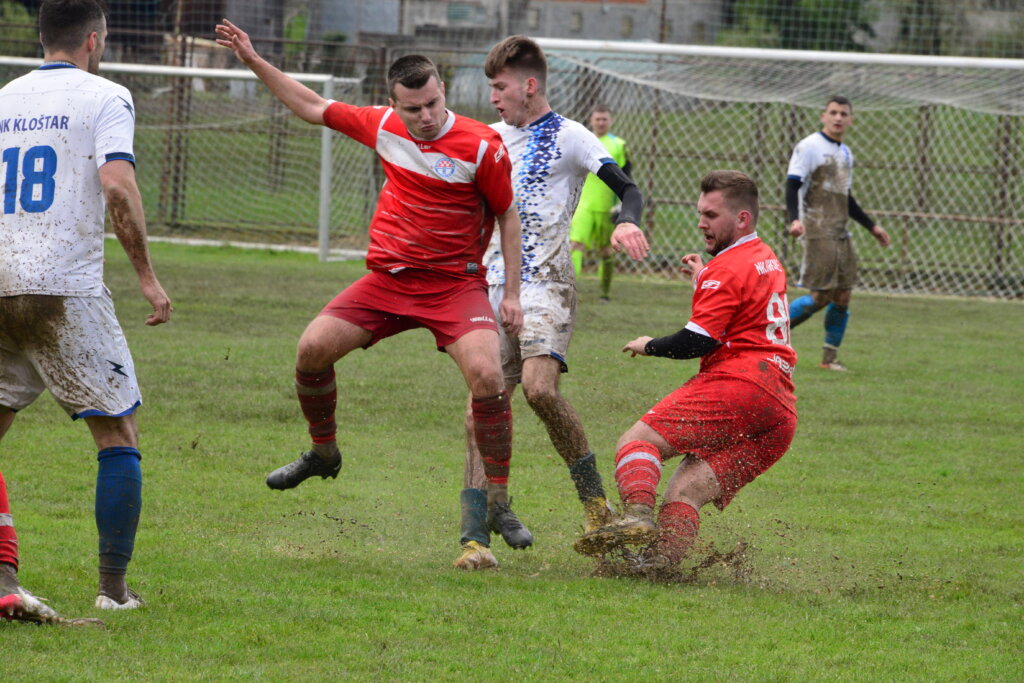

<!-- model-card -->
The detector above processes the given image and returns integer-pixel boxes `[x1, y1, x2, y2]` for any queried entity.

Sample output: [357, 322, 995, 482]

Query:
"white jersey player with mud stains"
[0, 0, 170, 615]
[455, 35, 650, 572]
[484, 113, 612, 286]
[0, 65, 136, 297]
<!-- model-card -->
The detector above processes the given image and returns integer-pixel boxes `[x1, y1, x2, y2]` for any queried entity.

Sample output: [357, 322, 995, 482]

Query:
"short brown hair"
[825, 95, 852, 112]
[484, 35, 547, 92]
[700, 170, 759, 224]
[39, 0, 107, 53]
[387, 55, 441, 99]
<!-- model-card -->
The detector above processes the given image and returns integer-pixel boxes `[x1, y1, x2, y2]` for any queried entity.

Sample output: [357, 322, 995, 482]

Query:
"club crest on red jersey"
[433, 156, 456, 178]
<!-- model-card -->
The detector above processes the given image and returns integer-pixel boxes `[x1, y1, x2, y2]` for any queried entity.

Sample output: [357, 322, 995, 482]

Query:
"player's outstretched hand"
[679, 253, 703, 283]
[215, 19, 259, 65]
[622, 336, 652, 357]
[141, 279, 172, 326]
[611, 223, 649, 260]
[498, 296, 523, 337]
[872, 224, 891, 247]
[788, 220, 805, 238]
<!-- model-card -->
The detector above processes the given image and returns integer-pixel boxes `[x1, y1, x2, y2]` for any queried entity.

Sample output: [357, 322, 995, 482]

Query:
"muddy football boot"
[265, 450, 341, 490]
[487, 499, 533, 549]
[581, 496, 616, 534]
[95, 588, 145, 610]
[453, 541, 499, 570]
[573, 503, 657, 556]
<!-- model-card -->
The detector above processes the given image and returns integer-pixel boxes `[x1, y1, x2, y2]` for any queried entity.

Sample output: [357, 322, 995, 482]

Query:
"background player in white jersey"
[0, 0, 172, 610]
[456, 35, 650, 568]
[786, 96, 890, 370]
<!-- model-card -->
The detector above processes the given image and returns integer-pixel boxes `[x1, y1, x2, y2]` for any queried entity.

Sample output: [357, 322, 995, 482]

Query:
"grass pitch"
[2, 243, 1021, 680]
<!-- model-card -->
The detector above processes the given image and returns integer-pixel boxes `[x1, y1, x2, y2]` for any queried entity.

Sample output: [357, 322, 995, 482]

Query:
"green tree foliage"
[0, 0, 38, 57]
[719, 0, 874, 51]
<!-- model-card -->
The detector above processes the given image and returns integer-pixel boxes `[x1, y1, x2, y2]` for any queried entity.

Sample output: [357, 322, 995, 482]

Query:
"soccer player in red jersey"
[575, 170, 798, 572]
[216, 21, 524, 564]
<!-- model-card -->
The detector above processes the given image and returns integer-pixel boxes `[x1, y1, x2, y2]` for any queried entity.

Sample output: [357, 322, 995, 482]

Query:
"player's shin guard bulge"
[472, 392, 513, 494]
[649, 501, 700, 568]
[573, 441, 661, 556]
[95, 448, 142, 579]
[472, 392, 532, 549]
[266, 368, 342, 490]
[296, 368, 338, 446]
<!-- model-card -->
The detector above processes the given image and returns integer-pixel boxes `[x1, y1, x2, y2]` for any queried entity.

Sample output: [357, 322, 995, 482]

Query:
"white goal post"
[0, 56, 363, 261]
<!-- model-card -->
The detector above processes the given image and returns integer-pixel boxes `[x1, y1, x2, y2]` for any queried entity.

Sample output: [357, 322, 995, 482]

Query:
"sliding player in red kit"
[575, 170, 797, 572]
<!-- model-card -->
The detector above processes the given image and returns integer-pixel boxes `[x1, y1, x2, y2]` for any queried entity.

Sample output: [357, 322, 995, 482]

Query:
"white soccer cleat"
[95, 588, 145, 610]
[453, 541, 499, 570]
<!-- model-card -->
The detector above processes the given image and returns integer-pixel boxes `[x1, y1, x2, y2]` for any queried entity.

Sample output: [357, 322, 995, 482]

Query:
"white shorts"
[489, 280, 577, 384]
[0, 291, 141, 420]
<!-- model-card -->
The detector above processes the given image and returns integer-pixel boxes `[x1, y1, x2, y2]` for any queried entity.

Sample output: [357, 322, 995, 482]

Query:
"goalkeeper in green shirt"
[570, 105, 632, 301]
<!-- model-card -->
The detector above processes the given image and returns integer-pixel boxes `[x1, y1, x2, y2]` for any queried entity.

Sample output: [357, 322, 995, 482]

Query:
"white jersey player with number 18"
[0, 63, 143, 416]
[0, 0, 170, 614]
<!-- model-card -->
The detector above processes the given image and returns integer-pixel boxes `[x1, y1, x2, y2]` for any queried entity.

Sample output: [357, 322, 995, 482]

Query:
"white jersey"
[787, 131, 855, 240]
[0, 64, 136, 296]
[485, 112, 613, 285]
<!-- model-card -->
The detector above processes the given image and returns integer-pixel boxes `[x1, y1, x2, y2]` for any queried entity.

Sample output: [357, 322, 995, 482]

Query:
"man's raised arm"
[215, 19, 328, 125]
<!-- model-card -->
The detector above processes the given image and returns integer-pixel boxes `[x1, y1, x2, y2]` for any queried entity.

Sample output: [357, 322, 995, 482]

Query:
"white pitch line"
[106, 233, 367, 261]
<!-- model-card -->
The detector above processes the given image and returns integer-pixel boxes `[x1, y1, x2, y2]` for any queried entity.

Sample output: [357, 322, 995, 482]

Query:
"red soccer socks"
[472, 392, 513, 491]
[296, 368, 337, 445]
[614, 440, 663, 508]
[0, 472, 18, 570]
[655, 501, 700, 565]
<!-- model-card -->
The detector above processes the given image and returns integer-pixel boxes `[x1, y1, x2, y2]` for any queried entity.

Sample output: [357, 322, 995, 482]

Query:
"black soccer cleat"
[265, 450, 342, 490]
[487, 499, 534, 549]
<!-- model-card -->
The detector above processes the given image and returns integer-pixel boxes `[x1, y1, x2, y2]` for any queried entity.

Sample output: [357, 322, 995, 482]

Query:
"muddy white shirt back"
[485, 112, 612, 285]
[787, 131, 855, 240]
[0, 63, 136, 296]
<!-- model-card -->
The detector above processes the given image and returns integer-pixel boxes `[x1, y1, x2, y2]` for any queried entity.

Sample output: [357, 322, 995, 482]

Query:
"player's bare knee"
[522, 383, 559, 416]
[86, 415, 139, 450]
[295, 337, 334, 373]
[466, 368, 504, 398]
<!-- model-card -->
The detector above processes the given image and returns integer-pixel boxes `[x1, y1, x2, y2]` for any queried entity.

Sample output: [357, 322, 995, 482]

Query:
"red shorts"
[641, 372, 797, 508]
[321, 269, 498, 349]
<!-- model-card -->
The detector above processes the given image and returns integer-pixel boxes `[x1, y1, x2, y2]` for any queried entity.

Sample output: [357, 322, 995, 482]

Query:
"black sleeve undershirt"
[643, 328, 719, 360]
[596, 163, 643, 227]
[785, 177, 802, 223]
[848, 194, 876, 230]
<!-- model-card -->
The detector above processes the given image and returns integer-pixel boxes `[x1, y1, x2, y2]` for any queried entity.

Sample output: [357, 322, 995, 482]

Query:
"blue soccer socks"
[824, 303, 851, 348]
[95, 447, 142, 575]
[789, 294, 818, 327]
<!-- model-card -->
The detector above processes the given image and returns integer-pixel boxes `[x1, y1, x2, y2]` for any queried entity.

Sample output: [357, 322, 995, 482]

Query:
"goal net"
[525, 40, 1024, 299]
[0, 56, 370, 260]
[3, 44, 1021, 298]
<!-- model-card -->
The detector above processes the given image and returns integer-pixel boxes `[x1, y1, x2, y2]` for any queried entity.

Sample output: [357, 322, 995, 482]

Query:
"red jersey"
[323, 102, 514, 279]
[686, 234, 798, 413]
